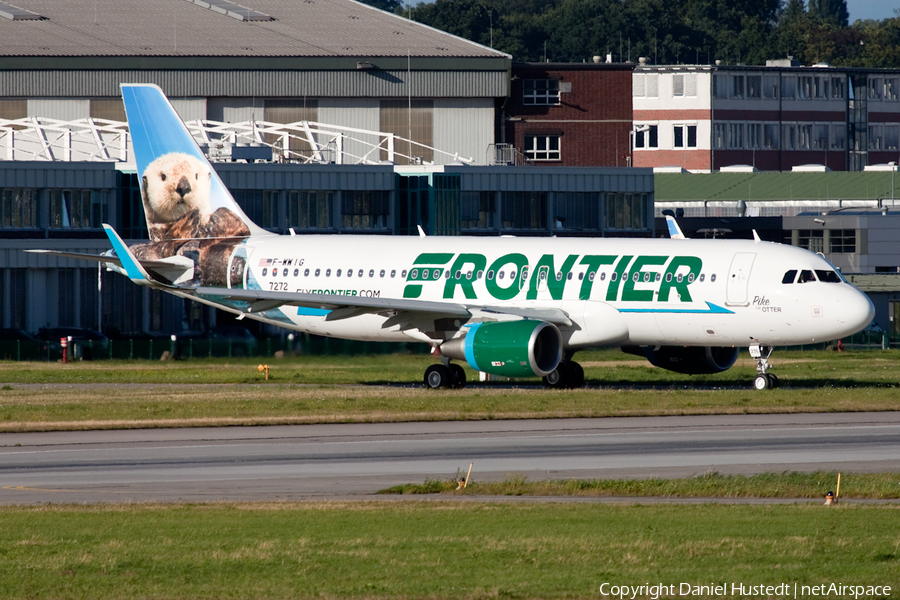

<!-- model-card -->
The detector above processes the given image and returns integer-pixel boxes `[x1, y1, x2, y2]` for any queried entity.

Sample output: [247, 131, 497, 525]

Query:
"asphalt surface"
[1, 412, 899, 504]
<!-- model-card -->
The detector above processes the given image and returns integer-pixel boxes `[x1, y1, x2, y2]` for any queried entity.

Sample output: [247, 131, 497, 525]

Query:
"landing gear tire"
[753, 374, 770, 390]
[424, 364, 452, 389]
[542, 363, 568, 388]
[449, 364, 467, 389]
[749, 344, 777, 391]
[543, 362, 585, 389]
[568, 361, 585, 388]
[766, 373, 779, 388]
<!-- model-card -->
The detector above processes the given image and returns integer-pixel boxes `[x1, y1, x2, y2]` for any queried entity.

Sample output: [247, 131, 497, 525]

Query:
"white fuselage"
[192, 234, 874, 350]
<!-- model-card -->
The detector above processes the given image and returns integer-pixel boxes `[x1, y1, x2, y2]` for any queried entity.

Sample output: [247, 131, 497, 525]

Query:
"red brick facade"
[504, 63, 634, 167]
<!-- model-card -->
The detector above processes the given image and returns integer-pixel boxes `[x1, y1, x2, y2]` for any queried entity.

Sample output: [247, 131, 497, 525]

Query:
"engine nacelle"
[624, 345, 739, 375]
[441, 320, 562, 378]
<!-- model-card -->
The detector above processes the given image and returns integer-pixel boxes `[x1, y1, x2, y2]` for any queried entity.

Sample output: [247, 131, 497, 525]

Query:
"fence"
[0, 336, 428, 362]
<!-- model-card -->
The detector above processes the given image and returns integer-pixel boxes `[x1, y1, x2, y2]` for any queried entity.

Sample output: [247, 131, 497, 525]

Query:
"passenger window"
[369, 270, 375, 277]
[283, 268, 288, 277]
[358, 270, 363, 277]
[578, 272, 584, 281]
[325, 269, 331, 277]
[304, 268, 309, 276]
[380, 269, 385, 278]
[782, 270, 797, 284]
[477, 270, 484, 279]
[699, 274, 705, 282]
[499, 271, 505, 280]
[600, 272, 606, 281]
[401, 270, 407, 278]
[665, 273, 672, 282]
[711, 274, 717, 282]
[797, 270, 816, 283]
[293, 268, 299, 277]
[816, 270, 841, 283]
[589, 272, 596, 281]
[262, 268, 268, 276]
[337, 269, 342, 277]
[390, 270, 396, 278]
[488, 270, 495, 280]
[314, 268, 320, 277]
[346, 269, 351, 277]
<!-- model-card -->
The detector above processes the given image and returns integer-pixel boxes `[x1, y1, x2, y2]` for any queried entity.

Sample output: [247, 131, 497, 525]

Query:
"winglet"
[665, 215, 686, 240]
[752, 229, 762, 242]
[417, 225, 427, 238]
[102, 224, 155, 286]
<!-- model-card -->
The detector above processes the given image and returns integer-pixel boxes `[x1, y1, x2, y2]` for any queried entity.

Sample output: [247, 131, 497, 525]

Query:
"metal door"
[726, 252, 756, 306]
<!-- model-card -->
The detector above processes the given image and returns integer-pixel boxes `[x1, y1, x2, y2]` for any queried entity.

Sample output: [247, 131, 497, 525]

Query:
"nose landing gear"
[749, 344, 778, 390]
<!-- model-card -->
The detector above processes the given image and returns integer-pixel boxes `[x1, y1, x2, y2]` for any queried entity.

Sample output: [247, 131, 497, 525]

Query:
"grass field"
[1, 349, 899, 431]
[382, 471, 900, 499]
[1, 502, 897, 599]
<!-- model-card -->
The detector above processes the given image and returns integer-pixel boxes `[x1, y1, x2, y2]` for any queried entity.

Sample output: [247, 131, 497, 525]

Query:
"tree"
[808, 0, 849, 28]
[357, 0, 404, 13]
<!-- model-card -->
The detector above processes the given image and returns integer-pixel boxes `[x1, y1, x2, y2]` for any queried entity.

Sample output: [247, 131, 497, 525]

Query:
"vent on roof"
[184, 0, 273, 22]
[0, 2, 44, 20]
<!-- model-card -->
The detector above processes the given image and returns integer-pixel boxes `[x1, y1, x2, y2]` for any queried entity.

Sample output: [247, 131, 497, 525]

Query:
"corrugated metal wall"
[216, 164, 395, 192]
[453, 167, 654, 193]
[433, 98, 494, 164]
[1, 70, 507, 99]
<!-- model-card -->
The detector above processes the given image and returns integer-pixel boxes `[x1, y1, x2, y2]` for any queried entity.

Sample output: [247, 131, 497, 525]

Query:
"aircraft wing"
[191, 287, 573, 327]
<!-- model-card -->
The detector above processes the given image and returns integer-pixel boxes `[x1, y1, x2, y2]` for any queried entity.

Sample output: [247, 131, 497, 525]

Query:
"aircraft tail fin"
[665, 215, 687, 240]
[120, 84, 269, 243]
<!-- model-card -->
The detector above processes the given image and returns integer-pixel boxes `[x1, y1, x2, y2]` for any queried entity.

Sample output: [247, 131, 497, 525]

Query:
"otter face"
[141, 153, 212, 224]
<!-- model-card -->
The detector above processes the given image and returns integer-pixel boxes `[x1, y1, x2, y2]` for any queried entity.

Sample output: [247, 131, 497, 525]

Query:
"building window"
[713, 123, 727, 149]
[49, 189, 108, 229]
[746, 123, 762, 149]
[341, 190, 390, 230]
[633, 74, 645, 97]
[798, 76, 812, 99]
[713, 75, 728, 99]
[830, 230, 856, 254]
[783, 124, 797, 150]
[523, 79, 560, 105]
[798, 124, 812, 150]
[288, 190, 333, 230]
[645, 74, 658, 98]
[763, 76, 779, 99]
[732, 75, 744, 98]
[525, 135, 561, 161]
[727, 123, 744, 149]
[797, 230, 824, 253]
[781, 76, 796, 99]
[460, 191, 495, 230]
[553, 192, 600, 230]
[869, 125, 884, 151]
[674, 125, 697, 148]
[234, 190, 278, 229]
[672, 74, 695, 97]
[635, 125, 658, 149]
[831, 124, 846, 150]
[886, 125, 899, 151]
[0, 188, 39, 229]
[869, 77, 884, 100]
[90, 99, 127, 122]
[831, 77, 845, 99]
[813, 124, 829, 150]
[606, 192, 646, 231]
[747, 75, 761, 99]
[763, 123, 779, 149]
[501, 191, 547, 230]
[886, 78, 899, 101]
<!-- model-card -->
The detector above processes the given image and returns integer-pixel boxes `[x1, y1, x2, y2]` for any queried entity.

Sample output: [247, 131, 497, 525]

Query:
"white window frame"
[673, 124, 697, 148]
[523, 79, 560, 105]
[525, 134, 561, 161]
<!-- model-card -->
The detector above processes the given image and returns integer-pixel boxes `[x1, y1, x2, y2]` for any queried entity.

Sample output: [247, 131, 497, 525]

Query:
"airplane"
[29, 84, 875, 391]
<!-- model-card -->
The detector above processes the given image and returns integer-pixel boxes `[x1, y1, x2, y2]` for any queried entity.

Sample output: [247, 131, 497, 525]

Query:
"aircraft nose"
[841, 286, 875, 335]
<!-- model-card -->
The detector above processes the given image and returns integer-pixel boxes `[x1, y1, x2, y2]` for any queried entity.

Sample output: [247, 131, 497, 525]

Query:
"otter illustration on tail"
[122, 84, 267, 285]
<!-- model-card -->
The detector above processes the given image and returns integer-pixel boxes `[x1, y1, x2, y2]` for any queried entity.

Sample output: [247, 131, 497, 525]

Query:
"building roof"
[0, 0, 509, 60]
[656, 171, 900, 203]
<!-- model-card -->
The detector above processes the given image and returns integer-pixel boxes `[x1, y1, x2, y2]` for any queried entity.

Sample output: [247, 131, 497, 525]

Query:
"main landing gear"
[424, 362, 467, 389]
[749, 344, 778, 390]
[542, 360, 585, 389]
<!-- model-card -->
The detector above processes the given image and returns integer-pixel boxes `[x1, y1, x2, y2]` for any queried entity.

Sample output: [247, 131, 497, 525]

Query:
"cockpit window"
[782, 270, 797, 284]
[815, 269, 842, 283]
[797, 270, 816, 283]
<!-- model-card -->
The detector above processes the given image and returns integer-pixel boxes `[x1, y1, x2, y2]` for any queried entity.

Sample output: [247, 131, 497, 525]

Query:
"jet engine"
[440, 320, 562, 378]
[623, 345, 739, 375]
